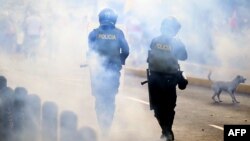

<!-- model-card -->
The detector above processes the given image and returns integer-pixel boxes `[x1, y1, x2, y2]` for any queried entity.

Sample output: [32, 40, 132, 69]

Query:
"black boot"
[165, 130, 174, 141]
[165, 111, 175, 141]
[160, 133, 165, 139]
[170, 130, 175, 140]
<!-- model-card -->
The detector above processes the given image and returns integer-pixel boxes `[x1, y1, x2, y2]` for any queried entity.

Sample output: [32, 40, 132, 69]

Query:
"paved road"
[122, 75, 250, 141]
[1, 55, 250, 141]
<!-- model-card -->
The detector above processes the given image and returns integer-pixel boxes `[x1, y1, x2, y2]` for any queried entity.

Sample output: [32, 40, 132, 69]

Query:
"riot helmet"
[98, 8, 117, 26]
[160, 17, 181, 37]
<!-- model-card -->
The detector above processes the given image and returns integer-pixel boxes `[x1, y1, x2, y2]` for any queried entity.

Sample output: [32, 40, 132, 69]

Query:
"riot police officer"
[147, 17, 188, 141]
[87, 8, 129, 134]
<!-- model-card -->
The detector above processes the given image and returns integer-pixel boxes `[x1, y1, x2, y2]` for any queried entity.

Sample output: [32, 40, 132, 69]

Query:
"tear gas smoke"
[0, 1, 250, 141]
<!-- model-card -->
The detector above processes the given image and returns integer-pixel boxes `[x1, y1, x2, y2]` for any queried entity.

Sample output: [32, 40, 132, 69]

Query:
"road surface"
[0, 55, 250, 141]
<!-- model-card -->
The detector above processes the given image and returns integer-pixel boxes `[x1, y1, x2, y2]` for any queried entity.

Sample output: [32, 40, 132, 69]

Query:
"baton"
[141, 80, 148, 85]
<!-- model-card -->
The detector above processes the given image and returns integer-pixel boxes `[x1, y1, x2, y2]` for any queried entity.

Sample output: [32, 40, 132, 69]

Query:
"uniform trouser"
[149, 72, 177, 135]
[90, 67, 120, 132]
[154, 96, 176, 135]
[95, 95, 116, 132]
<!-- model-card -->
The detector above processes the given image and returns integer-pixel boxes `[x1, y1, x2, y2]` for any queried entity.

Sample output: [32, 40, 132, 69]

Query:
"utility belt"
[141, 69, 179, 85]
[149, 69, 188, 90]
[150, 70, 178, 77]
[151, 71, 178, 87]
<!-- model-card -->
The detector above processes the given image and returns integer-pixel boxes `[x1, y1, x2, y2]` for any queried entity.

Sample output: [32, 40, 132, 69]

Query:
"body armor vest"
[148, 38, 179, 74]
[93, 29, 121, 65]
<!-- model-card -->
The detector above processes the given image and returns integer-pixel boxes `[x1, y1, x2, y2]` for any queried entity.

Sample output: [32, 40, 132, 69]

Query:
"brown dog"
[208, 71, 246, 103]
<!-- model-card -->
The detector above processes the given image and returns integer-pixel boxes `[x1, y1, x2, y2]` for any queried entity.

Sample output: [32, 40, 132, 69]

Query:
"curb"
[124, 67, 250, 94]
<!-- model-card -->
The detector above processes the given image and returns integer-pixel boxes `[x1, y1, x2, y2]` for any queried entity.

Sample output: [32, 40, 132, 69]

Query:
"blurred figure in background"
[22, 8, 43, 59]
[0, 11, 17, 53]
[87, 8, 129, 135]
[124, 12, 146, 67]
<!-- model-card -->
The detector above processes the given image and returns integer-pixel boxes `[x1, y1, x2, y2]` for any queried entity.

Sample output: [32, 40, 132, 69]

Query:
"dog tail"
[208, 70, 212, 81]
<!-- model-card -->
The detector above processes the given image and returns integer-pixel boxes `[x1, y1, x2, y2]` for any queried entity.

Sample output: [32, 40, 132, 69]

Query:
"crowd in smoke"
[0, 75, 97, 141]
[0, 0, 87, 62]
[0, 1, 249, 140]
[0, 0, 250, 69]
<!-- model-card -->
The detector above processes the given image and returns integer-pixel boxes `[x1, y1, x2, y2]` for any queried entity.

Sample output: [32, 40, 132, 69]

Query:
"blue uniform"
[88, 24, 129, 132]
[88, 25, 129, 67]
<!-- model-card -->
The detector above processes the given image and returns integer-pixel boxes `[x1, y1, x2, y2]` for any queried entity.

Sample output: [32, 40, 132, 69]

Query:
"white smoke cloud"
[0, 1, 250, 141]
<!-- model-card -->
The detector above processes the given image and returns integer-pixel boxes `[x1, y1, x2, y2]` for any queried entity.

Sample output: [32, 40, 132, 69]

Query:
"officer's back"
[88, 8, 129, 69]
[148, 17, 187, 74]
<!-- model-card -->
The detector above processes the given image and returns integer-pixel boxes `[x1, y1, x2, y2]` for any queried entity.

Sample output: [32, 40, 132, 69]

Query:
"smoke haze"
[0, 0, 250, 141]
